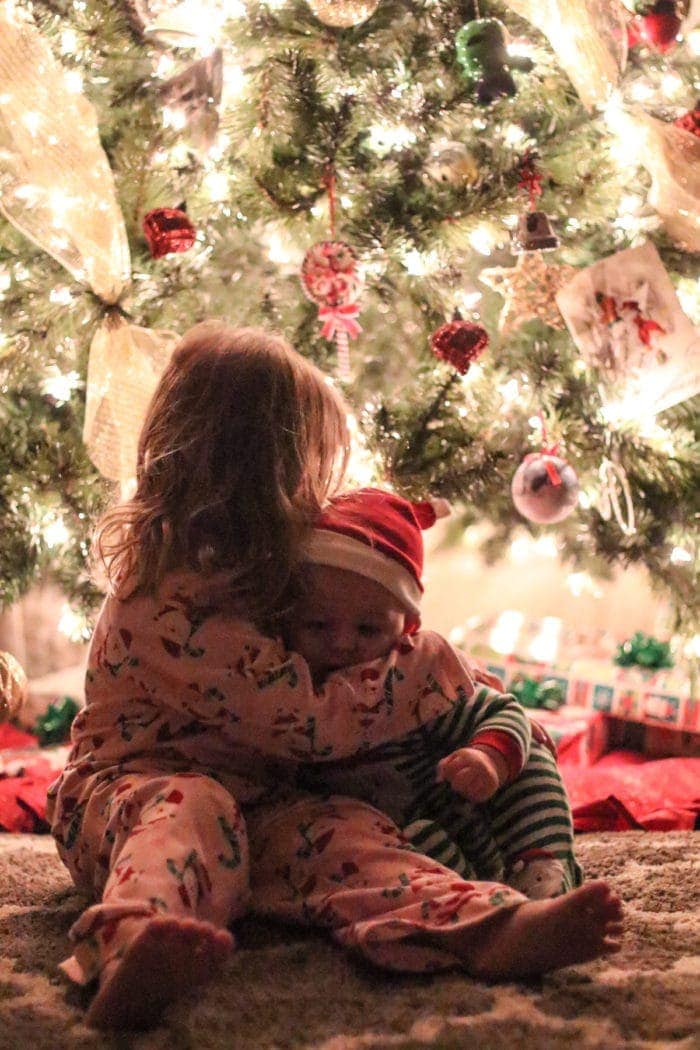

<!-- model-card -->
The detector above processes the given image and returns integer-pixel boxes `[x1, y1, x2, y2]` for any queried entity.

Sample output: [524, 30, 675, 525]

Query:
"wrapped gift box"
[472, 650, 698, 759]
[528, 705, 610, 767]
[606, 718, 700, 759]
[567, 659, 698, 735]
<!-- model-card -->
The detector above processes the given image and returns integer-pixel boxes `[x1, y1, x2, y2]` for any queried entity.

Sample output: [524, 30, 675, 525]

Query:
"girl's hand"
[436, 745, 507, 802]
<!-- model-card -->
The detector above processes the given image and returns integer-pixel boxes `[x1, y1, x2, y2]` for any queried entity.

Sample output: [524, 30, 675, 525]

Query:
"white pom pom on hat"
[303, 487, 451, 619]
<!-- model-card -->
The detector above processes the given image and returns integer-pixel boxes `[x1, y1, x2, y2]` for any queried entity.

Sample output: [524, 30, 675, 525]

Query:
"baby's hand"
[436, 746, 505, 802]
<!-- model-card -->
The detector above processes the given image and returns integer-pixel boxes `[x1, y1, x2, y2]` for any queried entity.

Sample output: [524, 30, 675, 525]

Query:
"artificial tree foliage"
[0, 0, 698, 636]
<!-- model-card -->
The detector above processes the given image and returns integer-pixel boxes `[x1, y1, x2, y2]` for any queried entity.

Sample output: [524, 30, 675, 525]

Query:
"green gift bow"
[508, 675, 566, 711]
[614, 631, 673, 671]
[35, 696, 80, 746]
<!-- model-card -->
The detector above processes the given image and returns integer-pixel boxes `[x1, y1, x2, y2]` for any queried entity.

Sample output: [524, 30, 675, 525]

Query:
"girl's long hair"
[93, 322, 349, 623]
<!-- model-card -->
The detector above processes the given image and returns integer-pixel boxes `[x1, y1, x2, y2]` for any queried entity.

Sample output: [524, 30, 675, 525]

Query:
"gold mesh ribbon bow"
[503, 0, 628, 111]
[609, 107, 700, 253]
[0, 5, 177, 480]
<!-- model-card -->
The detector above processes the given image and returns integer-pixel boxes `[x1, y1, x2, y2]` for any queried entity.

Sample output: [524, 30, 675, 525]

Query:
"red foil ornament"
[628, 1, 681, 52]
[674, 106, 700, 138]
[143, 208, 196, 259]
[430, 319, 489, 374]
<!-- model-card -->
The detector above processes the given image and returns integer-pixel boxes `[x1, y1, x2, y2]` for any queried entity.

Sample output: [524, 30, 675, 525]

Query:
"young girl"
[287, 486, 582, 898]
[47, 321, 623, 1031]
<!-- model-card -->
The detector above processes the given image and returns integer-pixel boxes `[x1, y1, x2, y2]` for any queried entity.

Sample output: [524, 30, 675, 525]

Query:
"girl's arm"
[89, 579, 489, 761]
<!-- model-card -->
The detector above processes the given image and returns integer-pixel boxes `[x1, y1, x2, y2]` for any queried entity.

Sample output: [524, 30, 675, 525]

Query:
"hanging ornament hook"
[598, 456, 636, 536]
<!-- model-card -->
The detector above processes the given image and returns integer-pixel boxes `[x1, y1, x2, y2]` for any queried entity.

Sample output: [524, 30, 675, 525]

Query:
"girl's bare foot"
[86, 916, 234, 1030]
[457, 880, 624, 980]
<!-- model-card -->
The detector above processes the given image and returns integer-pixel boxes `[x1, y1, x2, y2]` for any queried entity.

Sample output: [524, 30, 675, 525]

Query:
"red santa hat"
[303, 487, 450, 624]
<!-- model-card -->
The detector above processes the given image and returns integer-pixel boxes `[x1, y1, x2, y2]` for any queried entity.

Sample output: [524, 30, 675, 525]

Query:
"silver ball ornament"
[306, 0, 380, 27]
[511, 453, 579, 525]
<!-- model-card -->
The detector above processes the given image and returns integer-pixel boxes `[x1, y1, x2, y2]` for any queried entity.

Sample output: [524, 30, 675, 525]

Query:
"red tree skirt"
[0, 726, 698, 835]
[562, 750, 700, 832]
[0, 724, 64, 833]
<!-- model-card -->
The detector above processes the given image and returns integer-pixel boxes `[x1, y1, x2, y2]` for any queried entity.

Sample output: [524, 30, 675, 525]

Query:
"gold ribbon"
[0, 5, 177, 480]
[84, 317, 180, 482]
[0, 4, 130, 301]
[503, 0, 628, 111]
[127, 0, 230, 47]
[608, 106, 700, 253]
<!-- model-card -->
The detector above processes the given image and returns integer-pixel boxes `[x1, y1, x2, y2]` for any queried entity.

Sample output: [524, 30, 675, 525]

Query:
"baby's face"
[289, 564, 406, 680]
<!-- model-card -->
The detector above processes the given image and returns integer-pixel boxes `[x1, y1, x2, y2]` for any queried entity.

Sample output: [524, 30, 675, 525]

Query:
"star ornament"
[480, 251, 576, 333]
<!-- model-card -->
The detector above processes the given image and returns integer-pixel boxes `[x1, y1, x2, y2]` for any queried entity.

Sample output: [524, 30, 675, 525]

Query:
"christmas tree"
[0, 0, 698, 644]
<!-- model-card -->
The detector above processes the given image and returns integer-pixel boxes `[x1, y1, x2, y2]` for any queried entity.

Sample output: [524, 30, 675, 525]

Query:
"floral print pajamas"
[48, 570, 529, 985]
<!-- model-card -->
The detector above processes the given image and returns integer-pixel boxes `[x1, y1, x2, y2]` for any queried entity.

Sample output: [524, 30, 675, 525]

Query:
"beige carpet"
[0, 831, 697, 1049]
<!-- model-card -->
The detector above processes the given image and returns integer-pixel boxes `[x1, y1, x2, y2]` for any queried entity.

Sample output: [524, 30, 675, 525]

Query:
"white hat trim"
[304, 529, 422, 617]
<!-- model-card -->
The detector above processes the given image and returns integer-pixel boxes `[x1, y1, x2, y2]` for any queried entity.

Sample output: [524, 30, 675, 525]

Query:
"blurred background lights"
[43, 515, 70, 549]
[58, 603, 92, 642]
[528, 616, 562, 664]
[468, 225, 497, 255]
[566, 571, 603, 598]
[42, 369, 81, 403]
[489, 609, 525, 655]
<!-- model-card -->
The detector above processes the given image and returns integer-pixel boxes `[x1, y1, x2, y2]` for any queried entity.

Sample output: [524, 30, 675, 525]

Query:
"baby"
[287, 487, 581, 898]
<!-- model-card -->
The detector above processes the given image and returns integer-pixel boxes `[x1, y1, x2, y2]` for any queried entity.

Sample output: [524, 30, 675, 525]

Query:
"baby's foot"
[467, 880, 624, 980]
[86, 915, 234, 1030]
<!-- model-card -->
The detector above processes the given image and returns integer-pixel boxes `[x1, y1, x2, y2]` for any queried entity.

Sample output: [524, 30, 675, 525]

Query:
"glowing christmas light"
[64, 69, 83, 94]
[23, 111, 41, 134]
[42, 369, 81, 403]
[346, 412, 381, 487]
[155, 54, 176, 78]
[58, 603, 91, 642]
[683, 634, 700, 658]
[60, 28, 78, 54]
[162, 105, 188, 131]
[566, 572, 602, 598]
[453, 290, 483, 316]
[366, 122, 416, 155]
[528, 616, 562, 664]
[402, 248, 439, 276]
[202, 170, 229, 200]
[675, 278, 700, 324]
[448, 625, 466, 646]
[489, 610, 524, 655]
[265, 230, 295, 265]
[49, 286, 73, 305]
[661, 72, 683, 97]
[222, 63, 247, 99]
[498, 378, 520, 406]
[630, 81, 655, 102]
[43, 516, 70, 548]
[469, 225, 498, 255]
[504, 123, 527, 146]
[509, 533, 558, 564]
